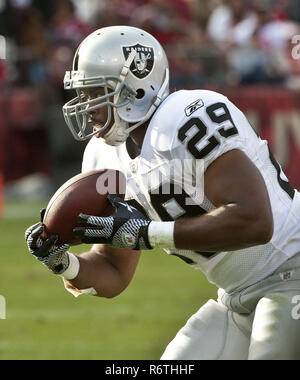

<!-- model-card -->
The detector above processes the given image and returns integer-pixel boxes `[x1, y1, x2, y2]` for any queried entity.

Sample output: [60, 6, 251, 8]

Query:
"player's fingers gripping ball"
[73, 194, 153, 250]
[41, 169, 126, 246]
[25, 222, 44, 254]
[25, 223, 70, 275]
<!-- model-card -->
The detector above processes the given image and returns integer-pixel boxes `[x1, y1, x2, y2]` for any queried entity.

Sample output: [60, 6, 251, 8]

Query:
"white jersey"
[82, 90, 300, 293]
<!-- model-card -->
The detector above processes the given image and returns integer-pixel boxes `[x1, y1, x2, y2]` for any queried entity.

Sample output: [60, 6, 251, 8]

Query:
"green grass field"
[0, 200, 217, 360]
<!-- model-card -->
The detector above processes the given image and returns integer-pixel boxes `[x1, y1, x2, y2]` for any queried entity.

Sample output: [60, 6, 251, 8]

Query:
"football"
[42, 169, 126, 245]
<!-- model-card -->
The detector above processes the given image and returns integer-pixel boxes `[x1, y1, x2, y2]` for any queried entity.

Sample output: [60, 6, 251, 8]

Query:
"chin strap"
[103, 118, 129, 146]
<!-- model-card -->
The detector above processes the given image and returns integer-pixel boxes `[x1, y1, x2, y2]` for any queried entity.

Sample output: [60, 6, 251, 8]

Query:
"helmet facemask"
[62, 72, 136, 143]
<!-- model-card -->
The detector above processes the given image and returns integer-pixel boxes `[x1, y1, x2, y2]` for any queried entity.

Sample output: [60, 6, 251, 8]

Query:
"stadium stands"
[0, 0, 299, 189]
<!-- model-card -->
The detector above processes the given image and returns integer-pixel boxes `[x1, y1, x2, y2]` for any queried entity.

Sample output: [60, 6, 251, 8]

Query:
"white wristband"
[148, 221, 175, 249]
[61, 253, 80, 280]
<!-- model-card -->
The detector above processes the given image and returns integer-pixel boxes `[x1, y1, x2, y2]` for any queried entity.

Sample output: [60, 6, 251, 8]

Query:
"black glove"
[25, 209, 70, 274]
[73, 194, 153, 250]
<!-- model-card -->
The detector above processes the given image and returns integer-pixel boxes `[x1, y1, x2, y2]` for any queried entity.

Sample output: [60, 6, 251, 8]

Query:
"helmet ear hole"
[136, 88, 145, 99]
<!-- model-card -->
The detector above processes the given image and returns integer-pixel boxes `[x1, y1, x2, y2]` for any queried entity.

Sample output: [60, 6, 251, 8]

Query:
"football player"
[26, 26, 300, 359]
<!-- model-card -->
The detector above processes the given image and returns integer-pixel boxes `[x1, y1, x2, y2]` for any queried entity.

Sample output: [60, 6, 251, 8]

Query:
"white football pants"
[161, 254, 300, 360]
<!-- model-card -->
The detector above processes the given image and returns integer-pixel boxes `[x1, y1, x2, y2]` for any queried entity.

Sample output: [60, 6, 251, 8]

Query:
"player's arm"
[72, 149, 273, 254]
[67, 244, 141, 298]
[25, 220, 141, 298]
[174, 149, 274, 251]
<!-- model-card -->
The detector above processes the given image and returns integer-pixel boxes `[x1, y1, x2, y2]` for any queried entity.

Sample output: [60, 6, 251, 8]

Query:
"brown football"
[42, 169, 126, 245]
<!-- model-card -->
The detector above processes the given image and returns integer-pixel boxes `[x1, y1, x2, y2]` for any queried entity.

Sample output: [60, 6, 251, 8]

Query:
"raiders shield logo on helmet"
[122, 44, 154, 79]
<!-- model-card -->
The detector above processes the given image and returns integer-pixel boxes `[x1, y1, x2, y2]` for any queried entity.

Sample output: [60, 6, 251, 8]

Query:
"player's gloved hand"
[73, 194, 153, 250]
[25, 209, 70, 275]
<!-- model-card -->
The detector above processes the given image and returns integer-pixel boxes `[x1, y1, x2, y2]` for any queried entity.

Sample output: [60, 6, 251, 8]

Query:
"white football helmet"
[63, 26, 169, 146]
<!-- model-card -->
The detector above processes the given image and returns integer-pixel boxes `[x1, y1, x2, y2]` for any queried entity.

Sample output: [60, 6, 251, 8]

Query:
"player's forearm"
[148, 202, 273, 252]
[173, 203, 273, 252]
[67, 249, 132, 298]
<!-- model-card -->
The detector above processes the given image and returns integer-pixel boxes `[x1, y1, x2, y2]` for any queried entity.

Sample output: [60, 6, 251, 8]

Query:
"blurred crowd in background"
[1, 0, 300, 89]
[0, 0, 300, 197]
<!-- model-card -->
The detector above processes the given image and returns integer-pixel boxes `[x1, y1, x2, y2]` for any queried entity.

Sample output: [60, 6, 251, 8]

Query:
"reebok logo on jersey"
[185, 99, 204, 117]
